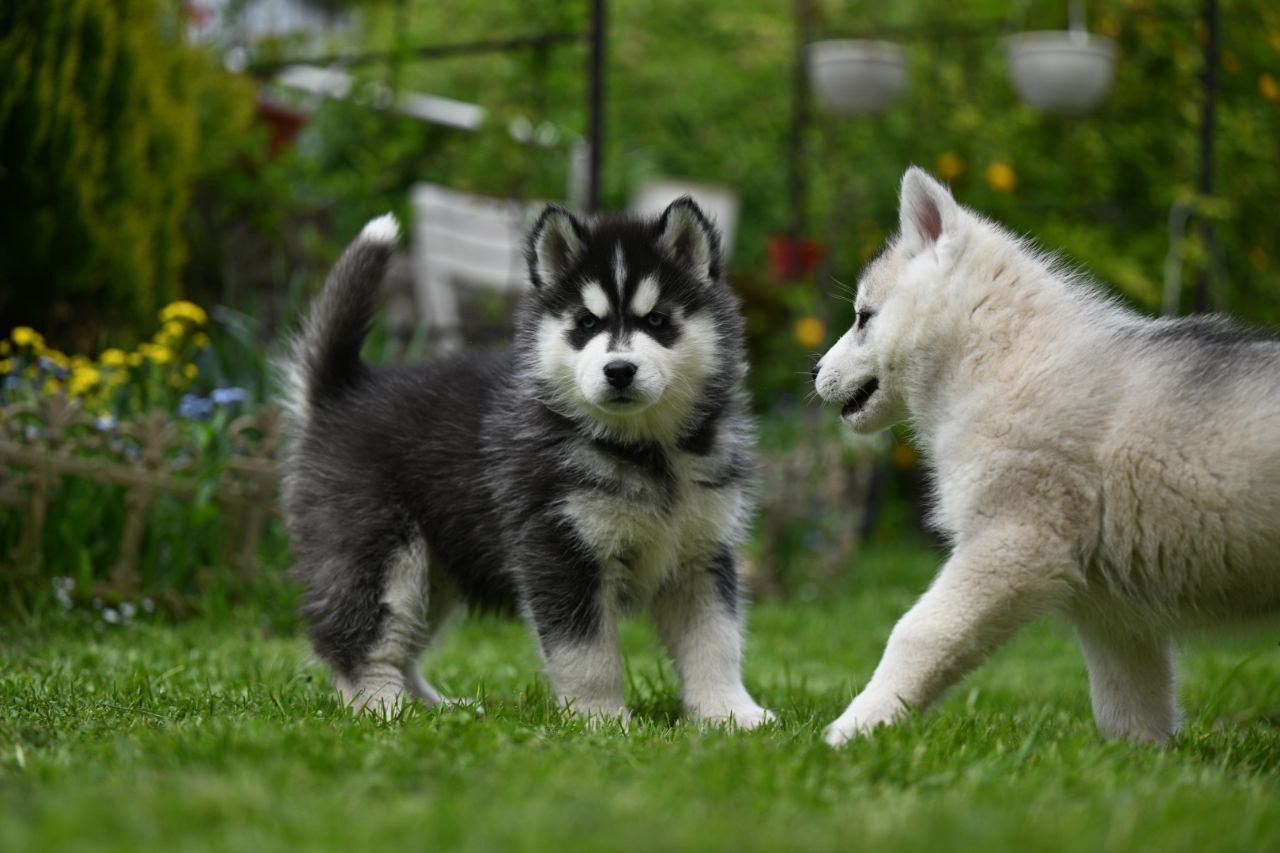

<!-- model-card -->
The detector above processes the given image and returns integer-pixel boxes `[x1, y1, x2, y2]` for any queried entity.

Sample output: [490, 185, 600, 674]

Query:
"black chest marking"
[590, 436, 675, 494]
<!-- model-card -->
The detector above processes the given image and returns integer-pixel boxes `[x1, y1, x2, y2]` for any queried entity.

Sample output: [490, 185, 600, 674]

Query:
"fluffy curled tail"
[283, 213, 399, 427]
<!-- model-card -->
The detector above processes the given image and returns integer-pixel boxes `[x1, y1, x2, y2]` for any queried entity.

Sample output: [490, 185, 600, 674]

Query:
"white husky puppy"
[814, 167, 1280, 747]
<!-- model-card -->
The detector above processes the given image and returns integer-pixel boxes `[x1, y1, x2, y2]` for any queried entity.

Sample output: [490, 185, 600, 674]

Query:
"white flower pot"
[1003, 31, 1117, 114]
[807, 40, 907, 115]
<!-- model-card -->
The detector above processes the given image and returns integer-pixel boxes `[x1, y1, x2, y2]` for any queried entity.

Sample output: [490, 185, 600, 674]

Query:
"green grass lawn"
[3, 540, 1279, 852]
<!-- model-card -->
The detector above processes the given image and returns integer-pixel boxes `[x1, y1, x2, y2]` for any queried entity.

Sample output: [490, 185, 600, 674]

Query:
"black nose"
[604, 360, 637, 389]
[810, 362, 821, 382]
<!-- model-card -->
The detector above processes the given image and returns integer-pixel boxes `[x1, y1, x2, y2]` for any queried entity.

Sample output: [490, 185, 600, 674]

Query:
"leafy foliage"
[0, 0, 256, 344]
[347, 0, 1280, 343]
[0, 311, 290, 615]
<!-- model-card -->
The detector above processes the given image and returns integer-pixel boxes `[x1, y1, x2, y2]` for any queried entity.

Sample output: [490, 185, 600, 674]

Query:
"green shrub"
[0, 0, 255, 345]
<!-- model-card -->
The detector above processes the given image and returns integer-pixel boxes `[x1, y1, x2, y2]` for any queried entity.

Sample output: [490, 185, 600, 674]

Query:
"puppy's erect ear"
[528, 205, 587, 288]
[654, 197, 722, 283]
[898, 167, 959, 255]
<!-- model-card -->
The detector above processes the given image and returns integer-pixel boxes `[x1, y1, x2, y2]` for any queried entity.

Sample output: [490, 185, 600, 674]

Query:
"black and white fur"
[282, 201, 773, 727]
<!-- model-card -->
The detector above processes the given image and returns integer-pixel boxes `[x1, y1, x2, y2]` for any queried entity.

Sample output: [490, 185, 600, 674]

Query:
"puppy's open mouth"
[840, 378, 879, 417]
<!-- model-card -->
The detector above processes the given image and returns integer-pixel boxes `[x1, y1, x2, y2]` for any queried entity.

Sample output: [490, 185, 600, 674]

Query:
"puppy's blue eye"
[646, 313, 666, 328]
[578, 315, 598, 330]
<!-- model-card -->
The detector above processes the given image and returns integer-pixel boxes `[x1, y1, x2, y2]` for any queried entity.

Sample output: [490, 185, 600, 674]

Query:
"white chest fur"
[560, 449, 748, 606]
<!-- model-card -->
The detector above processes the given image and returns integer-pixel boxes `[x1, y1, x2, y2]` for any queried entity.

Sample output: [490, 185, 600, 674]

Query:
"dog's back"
[1086, 318, 1280, 620]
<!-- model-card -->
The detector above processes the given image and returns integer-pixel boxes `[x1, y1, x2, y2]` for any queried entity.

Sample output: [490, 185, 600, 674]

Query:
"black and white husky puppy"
[282, 200, 774, 727]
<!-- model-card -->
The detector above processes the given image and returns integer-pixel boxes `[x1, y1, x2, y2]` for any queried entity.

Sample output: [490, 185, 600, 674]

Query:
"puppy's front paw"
[342, 684, 412, 720]
[823, 691, 906, 747]
[704, 705, 777, 731]
[562, 699, 632, 730]
[690, 694, 778, 730]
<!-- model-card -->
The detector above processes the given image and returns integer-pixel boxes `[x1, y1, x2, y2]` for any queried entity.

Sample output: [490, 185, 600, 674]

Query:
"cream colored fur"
[815, 167, 1280, 746]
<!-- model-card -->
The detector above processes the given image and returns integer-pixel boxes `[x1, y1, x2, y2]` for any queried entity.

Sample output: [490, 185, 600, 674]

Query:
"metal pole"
[1195, 0, 1218, 312]
[586, 0, 606, 213]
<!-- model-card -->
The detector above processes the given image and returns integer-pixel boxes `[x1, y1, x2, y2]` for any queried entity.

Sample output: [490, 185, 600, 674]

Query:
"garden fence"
[0, 394, 282, 599]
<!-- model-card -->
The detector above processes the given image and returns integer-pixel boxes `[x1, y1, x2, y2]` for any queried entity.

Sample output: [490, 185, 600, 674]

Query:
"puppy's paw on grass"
[823, 691, 907, 746]
[342, 685, 413, 721]
[561, 701, 633, 732]
[691, 700, 778, 731]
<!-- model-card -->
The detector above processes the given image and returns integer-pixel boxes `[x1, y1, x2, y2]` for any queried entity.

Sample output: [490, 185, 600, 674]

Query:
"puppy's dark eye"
[645, 312, 666, 328]
[855, 310, 875, 331]
[578, 314, 599, 330]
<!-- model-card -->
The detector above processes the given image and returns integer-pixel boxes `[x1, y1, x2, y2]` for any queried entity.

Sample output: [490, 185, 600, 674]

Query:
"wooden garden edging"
[0, 395, 283, 597]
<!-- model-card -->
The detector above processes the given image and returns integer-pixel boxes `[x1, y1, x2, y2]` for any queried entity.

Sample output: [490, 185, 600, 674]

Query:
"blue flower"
[211, 387, 248, 406]
[178, 394, 215, 419]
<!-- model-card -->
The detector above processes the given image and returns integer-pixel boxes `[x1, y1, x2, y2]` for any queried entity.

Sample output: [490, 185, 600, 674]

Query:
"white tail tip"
[360, 213, 400, 244]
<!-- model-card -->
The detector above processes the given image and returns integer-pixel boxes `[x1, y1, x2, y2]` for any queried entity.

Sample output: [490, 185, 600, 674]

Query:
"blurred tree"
[0, 0, 254, 346]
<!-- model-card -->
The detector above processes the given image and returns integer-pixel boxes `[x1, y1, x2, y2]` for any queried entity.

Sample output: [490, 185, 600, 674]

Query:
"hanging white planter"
[1003, 1, 1117, 115]
[807, 40, 907, 115]
[1003, 30, 1117, 114]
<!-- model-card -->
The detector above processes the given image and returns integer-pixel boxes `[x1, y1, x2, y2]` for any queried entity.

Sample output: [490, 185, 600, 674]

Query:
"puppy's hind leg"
[1073, 616, 1179, 744]
[400, 572, 483, 712]
[338, 538, 434, 719]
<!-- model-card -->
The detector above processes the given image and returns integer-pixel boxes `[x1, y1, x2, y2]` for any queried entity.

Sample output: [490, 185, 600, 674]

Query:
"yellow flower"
[985, 161, 1017, 193]
[127, 352, 143, 367]
[935, 152, 965, 181]
[0, 359, 12, 374]
[42, 378, 63, 396]
[793, 316, 826, 349]
[45, 349, 69, 369]
[160, 300, 208, 326]
[1260, 74, 1279, 102]
[161, 320, 186, 341]
[193, 332, 211, 348]
[0, 340, 10, 355]
[183, 363, 199, 380]
[11, 326, 43, 349]
[68, 366, 101, 396]
[100, 348, 127, 367]
[140, 343, 173, 365]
